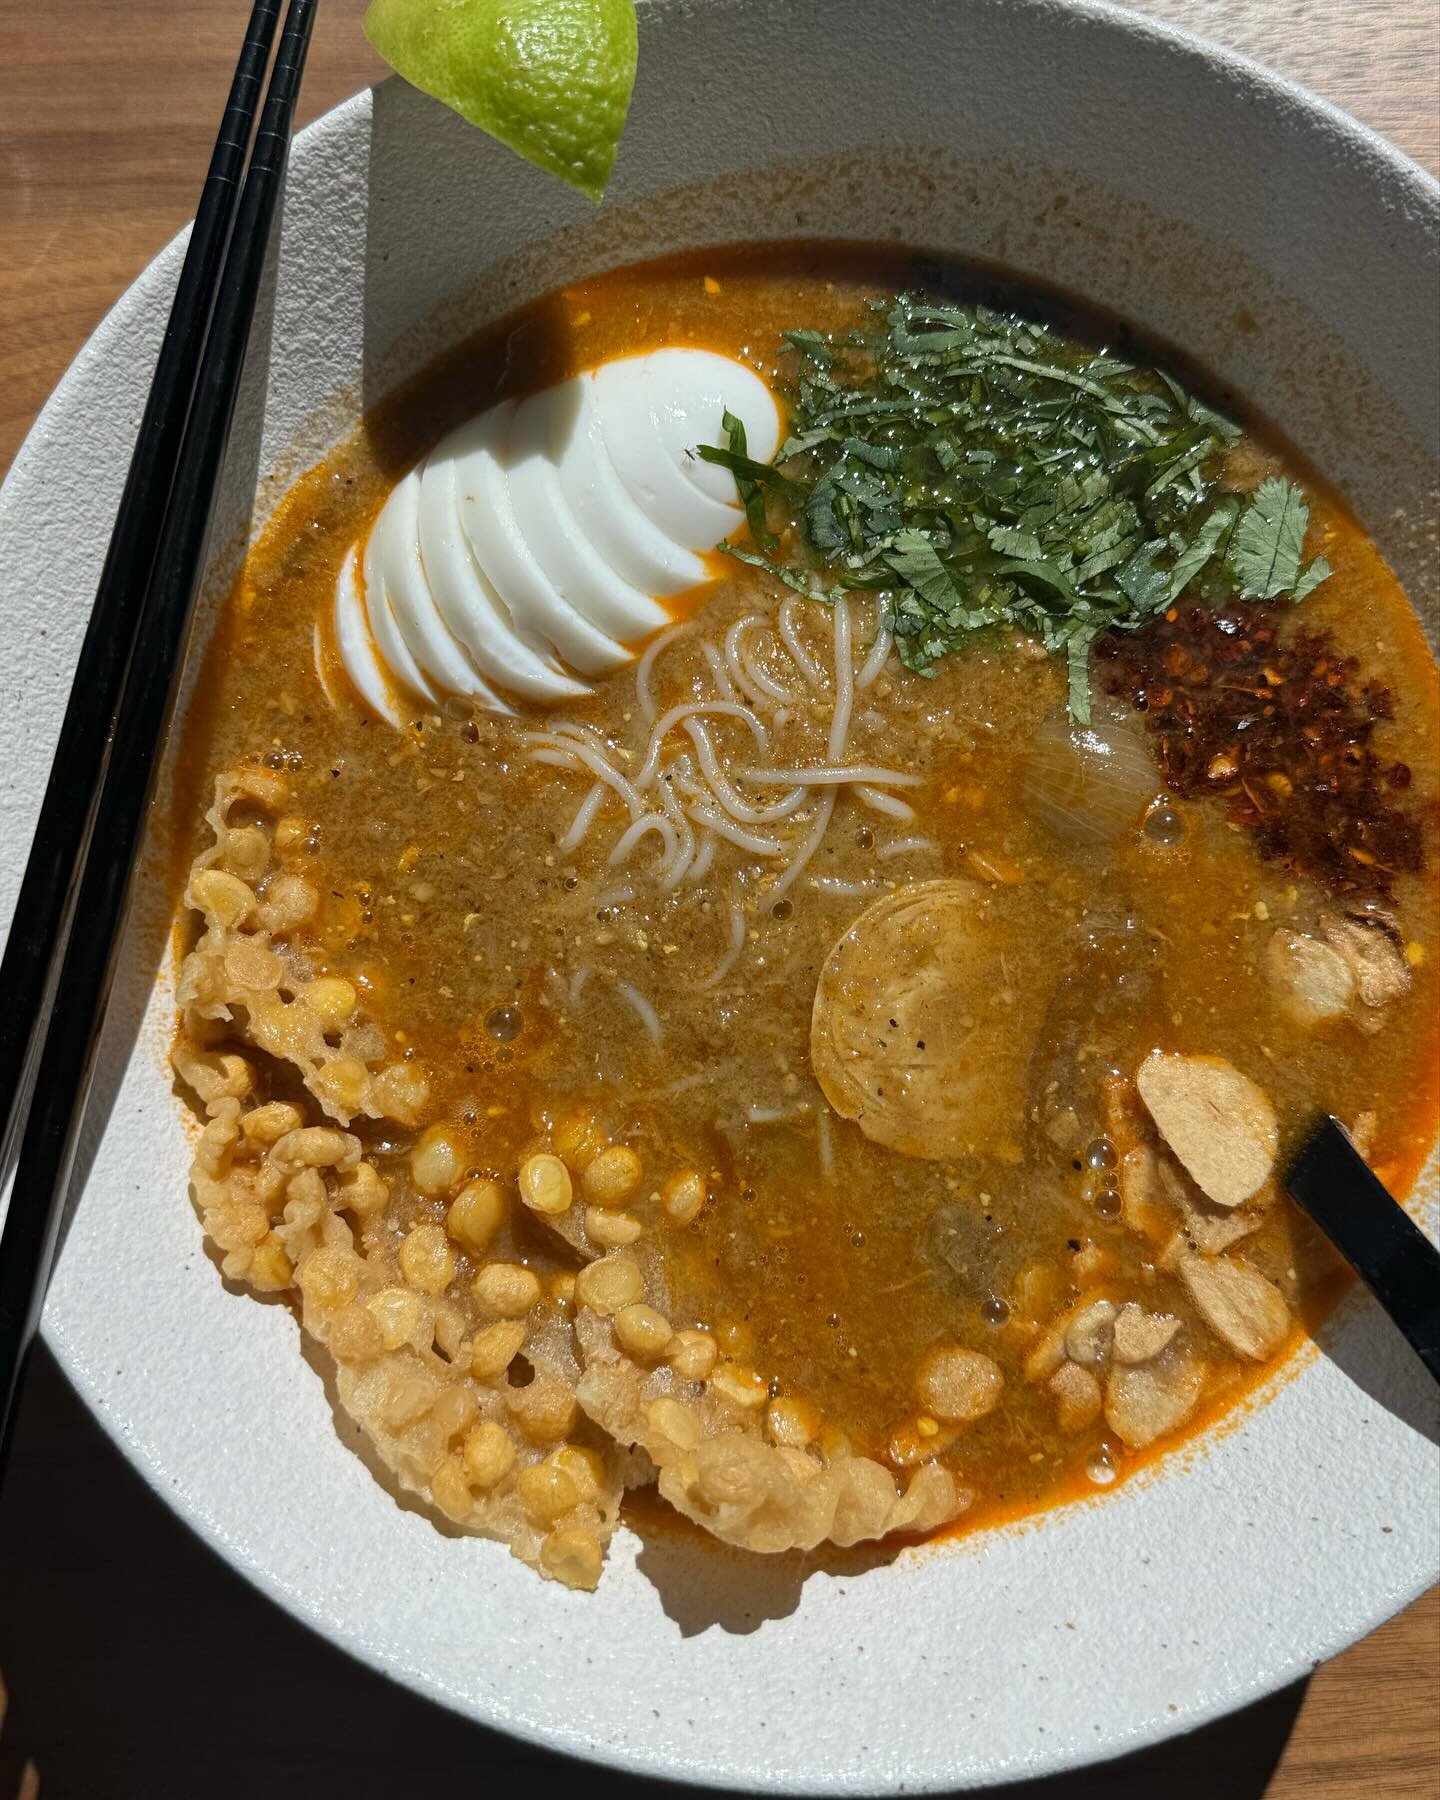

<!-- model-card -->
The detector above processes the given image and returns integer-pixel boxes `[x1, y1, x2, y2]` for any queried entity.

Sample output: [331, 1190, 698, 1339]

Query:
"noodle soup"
[171, 245, 1440, 1588]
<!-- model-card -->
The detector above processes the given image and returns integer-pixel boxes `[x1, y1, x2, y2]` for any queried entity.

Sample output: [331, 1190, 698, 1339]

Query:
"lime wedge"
[364, 0, 638, 202]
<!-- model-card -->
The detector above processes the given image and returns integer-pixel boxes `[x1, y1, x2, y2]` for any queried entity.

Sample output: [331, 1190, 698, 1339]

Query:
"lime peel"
[364, 0, 638, 202]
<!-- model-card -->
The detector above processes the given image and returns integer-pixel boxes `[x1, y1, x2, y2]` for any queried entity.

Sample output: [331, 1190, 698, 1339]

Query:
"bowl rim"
[1063, 0, 1438, 195]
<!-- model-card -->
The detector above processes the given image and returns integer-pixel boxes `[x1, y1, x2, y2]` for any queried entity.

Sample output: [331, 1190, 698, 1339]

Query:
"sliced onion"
[1022, 705, 1159, 844]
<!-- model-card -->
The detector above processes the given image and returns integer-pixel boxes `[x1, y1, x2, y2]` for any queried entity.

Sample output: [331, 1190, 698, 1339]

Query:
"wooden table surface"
[0, 2, 1436, 1795]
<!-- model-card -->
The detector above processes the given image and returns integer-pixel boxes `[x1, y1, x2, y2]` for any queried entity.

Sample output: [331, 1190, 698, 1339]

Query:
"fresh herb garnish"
[1230, 473, 1332, 602]
[698, 296, 1332, 720]
[717, 408, 777, 550]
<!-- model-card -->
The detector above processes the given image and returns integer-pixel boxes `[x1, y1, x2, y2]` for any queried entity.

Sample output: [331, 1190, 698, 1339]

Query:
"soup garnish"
[171, 246, 1438, 1589]
[702, 296, 1333, 719]
[333, 347, 779, 718]
[364, 0, 640, 202]
[1098, 599, 1427, 900]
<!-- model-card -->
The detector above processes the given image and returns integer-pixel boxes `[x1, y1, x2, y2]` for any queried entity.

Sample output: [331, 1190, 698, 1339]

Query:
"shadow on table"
[0, 1346, 1304, 1800]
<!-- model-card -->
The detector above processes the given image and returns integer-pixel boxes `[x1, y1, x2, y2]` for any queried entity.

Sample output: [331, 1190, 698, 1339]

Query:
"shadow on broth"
[169, 243, 1440, 1593]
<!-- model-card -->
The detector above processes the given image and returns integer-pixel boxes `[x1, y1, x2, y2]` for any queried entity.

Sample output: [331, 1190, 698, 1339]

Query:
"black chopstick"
[0, 0, 284, 1189]
[1287, 1115, 1440, 1386]
[0, 0, 319, 1474]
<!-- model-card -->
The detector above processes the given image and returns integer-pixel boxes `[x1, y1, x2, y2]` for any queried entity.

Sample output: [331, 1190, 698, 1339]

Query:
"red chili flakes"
[1095, 600, 1429, 899]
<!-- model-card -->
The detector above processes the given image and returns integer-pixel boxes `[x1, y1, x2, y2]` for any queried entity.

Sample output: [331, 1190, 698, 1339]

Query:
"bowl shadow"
[1310, 1282, 1440, 1449]
[632, 1519, 894, 1639]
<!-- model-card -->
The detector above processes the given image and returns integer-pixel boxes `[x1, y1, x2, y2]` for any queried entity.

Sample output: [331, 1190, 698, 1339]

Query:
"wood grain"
[0, 4, 1436, 1796]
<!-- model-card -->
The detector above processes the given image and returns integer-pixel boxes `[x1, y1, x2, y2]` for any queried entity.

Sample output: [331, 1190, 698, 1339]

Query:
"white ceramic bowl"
[1, 1, 1437, 1790]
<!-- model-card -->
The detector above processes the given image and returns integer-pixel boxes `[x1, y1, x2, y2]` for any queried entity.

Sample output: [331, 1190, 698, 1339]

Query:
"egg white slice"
[448, 401, 631, 677]
[332, 543, 404, 724]
[551, 374, 708, 595]
[333, 348, 785, 723]
[360, 524, 437, 710]
[507, 385, 670, 641]
[416, 454, 588, 702]
[645, 347, 781, 502]
[373, 468, 508, 708]
[595, 356, 743, 550]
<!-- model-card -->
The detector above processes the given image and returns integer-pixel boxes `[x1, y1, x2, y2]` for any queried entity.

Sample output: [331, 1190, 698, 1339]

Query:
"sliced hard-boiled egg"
[646, 348, 776, 508]
[594, 355, 751, 549]
[370, 467, 507, 709]
[552, 375, 707, 595]
[508, 387, 670, 642]
[331, 544, 397, 721]
[418, 450, 588, 702]
[449, 399, 628, 678]
[332, 347, 780, 721]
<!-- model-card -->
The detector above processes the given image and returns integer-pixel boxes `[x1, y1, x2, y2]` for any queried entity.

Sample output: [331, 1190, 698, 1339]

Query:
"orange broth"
[171, 243, 1440, 1546]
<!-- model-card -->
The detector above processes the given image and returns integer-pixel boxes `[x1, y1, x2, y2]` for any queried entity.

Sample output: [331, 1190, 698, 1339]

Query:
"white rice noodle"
[654, 774, 696, 890]
[778, 597, 826, 686]
[687, 801, 787, 858]
[828, 597, 854, 761]
[744, 764, 921, 789]
[593, 886, 634, 911]
[878, 834, 936, 860]
[568, 965, 593, 1006]
[528, 594, 912, 911]
[653, 1071, 711, 1098]
[854, 783, 917, 821]
[745, 1104, 814, 1125]
[526, 733, 647, 818]
[668, 759, 709, 807]
[687, 830, 717, 882]
[615, 980, 663, 1045]
[855, 625, 894, 689]
[739, 638, 797, 705]
[695, 902, 747, 991]
[724, 614, 792, 708]
[685, 720, 807, 825]
[700, 640, 738, 701]
[633, 700, 768, 790]
[769, 788, 836, 899]
[636, 620, 697, 724]
[608, 812, 679, 868]
[816, 1107, 836, 1181]
[549, 720, 612, 753]
[812, 876, 882, 897]
[560, 782, 606, 853]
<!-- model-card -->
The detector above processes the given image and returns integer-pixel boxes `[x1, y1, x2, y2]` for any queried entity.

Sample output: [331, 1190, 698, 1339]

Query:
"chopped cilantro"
[1230, 473, 1331, 602]
[700, 296, 1332, 717]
